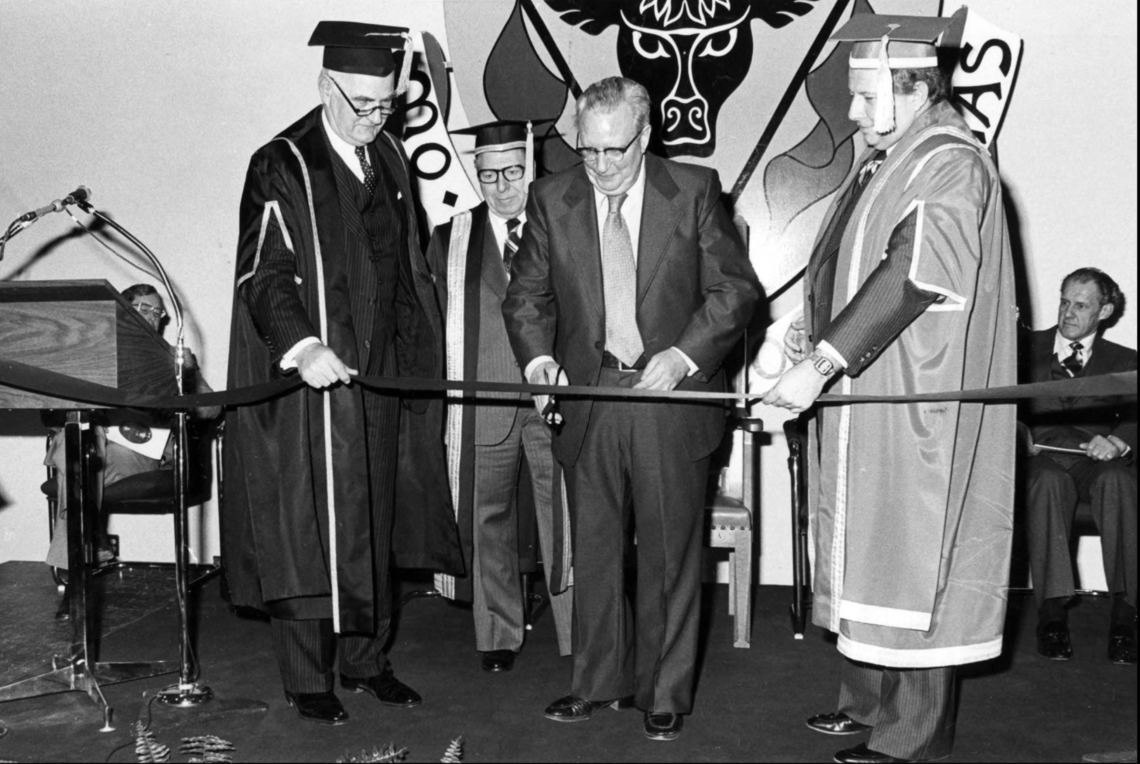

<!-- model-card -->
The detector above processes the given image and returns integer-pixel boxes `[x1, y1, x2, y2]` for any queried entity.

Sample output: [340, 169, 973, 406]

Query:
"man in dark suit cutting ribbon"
[502, 76, 759, 742]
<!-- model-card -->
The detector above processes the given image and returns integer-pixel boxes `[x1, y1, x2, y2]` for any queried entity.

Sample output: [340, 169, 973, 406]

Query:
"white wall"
[2, 1, 1136, 581]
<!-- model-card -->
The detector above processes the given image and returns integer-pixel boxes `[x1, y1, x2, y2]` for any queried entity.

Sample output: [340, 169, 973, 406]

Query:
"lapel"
[477, 206, 509, 300]
[294, 108, 347, 289]
[556, 169, 603, 319]
[636, 155, 681, 308]
[1080, 334, 1113, 377]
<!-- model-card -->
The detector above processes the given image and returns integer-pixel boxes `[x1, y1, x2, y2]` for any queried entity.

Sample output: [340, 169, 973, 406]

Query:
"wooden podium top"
[0, 279, 179, 410]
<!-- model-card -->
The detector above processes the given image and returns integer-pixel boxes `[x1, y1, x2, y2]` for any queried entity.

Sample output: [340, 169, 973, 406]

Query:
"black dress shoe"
[284, 690, 349, 726]
[644, 712, 683, 741]
[481, 649, 516, 673]
[1108, 623, 1137, 664]
[1036, 620, 1073, 660]
[543, 694, 633, 722]
[834, 743, 912, 763]
[807, 712, 872, 735]
[341, 666, 423, 708]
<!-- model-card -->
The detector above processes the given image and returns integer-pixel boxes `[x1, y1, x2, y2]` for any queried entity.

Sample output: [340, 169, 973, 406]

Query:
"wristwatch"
[810, 353, 837, 377]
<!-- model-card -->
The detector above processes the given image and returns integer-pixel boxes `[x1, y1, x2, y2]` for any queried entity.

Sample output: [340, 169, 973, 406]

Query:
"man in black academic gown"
[223, 21, 461, 725]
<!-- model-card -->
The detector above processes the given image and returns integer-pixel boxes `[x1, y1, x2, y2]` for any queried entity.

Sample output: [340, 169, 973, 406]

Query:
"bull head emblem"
[546, 0, 817, 157]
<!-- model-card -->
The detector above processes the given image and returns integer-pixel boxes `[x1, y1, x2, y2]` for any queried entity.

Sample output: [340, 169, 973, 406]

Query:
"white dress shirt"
[524, 163, 697, 381]
[1053, 328, 1097, 369]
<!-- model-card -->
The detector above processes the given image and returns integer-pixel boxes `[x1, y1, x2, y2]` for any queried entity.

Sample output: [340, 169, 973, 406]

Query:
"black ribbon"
[1, 355, 1135, 411]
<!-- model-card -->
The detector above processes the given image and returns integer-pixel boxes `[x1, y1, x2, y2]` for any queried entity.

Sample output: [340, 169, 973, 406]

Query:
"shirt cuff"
[671, 347, 699, 377]
[524, 355, 557, 383]
[814, 341, 848, 370]
[281, 336, 321, 370]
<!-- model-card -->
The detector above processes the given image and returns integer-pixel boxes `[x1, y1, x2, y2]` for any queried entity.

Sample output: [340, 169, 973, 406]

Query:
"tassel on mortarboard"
[397, 32, 414, 95]
[873, 27, 897, 134]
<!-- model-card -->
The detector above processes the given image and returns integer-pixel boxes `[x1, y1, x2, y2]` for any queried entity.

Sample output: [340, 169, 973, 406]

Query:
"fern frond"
[441, 736, 465, 763]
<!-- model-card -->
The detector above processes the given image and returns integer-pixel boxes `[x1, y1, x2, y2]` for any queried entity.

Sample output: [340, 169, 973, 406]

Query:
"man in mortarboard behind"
[764, 12, 1018, 763]
[426, 120, 574, 672]
[223, 21, 461, 726]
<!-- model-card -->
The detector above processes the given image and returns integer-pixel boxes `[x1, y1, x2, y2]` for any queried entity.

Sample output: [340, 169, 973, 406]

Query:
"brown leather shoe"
[833, 743, 913, 763]
[284, 690, 349, 726]
[1108, 622, 1137, 665]
[644, 712, 683, 741]
[1036, 621, 1073, 660]
[341, 666, 422, 708]
[481, 649, 516, 673]
[807, 712, 872, 735]
[543, 694, 633, 722]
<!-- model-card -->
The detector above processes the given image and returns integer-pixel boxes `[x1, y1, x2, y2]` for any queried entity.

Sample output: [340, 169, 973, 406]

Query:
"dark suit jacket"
[502, 153, 760, 466]
[1021, 327, 1138, 454]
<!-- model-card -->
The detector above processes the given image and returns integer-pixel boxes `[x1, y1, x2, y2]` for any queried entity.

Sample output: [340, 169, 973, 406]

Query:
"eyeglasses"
[328, 76, 398, 119]
[575, 127, 645, 165]
[133, 303, 166, 319]
[477, 165, 525, 184]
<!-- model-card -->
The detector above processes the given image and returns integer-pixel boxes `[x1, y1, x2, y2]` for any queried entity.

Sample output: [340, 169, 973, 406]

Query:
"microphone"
[17, 185, 93, 222]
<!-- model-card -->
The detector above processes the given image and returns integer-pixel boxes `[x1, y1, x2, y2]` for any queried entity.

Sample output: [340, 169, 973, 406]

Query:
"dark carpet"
[0, 561, 1134, 762]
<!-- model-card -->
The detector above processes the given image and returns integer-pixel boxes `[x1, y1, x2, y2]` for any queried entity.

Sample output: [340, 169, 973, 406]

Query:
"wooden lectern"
[0, 280, 180, 729]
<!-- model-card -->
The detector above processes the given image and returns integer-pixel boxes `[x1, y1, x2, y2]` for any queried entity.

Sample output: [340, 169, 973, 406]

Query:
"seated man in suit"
[44, 283, 220, 566]
[1021, 267, 1137, 664]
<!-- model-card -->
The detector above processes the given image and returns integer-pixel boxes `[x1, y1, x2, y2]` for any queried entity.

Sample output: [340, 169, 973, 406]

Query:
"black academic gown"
[223, 107, 461, 633]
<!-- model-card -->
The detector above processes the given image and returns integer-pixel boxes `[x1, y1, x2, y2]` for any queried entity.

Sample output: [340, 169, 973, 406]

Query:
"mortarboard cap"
[309, 21, 415, 94]
[451, 119, 556, 187]
[832, 14, 960, 135]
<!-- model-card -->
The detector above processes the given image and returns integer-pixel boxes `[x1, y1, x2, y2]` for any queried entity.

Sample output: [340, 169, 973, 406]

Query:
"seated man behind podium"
[44, 283, 221, 566]
[1021, 267, 1137, 665]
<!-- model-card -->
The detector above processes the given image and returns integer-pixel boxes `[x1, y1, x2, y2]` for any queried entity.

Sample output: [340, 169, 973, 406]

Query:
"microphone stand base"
[156, 682, 214, 707]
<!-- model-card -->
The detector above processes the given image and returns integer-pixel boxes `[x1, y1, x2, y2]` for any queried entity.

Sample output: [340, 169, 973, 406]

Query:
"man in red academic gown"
[765, 14, 1018, 763]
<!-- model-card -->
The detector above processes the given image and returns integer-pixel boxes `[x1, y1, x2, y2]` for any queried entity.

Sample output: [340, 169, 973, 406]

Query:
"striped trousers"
[839, 659, 957, 761]
[271, 617, 390, 694]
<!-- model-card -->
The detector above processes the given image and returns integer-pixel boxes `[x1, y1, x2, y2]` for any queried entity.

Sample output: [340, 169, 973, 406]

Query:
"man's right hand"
[295, 343, 356, 389]
[784, 316, 807, 364]
[529, 360, 568, 425]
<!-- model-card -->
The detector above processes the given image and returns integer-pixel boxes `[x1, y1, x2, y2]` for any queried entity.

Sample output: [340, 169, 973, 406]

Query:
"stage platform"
[0, 561, 1134, 762]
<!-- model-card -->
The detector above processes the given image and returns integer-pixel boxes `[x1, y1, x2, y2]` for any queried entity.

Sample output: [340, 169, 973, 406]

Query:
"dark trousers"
[564, 367, 710, 714]
[839, 659, 957, 761]
[271, 617, 390, 694]
[1025, 453, 1137, 609]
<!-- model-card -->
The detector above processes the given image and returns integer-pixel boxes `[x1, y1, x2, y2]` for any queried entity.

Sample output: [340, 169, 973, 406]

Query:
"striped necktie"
[503, 217, 522, 277]
[355, 145, 377, 197]
[1061, 341, 1084, 376]
[601, 193, 644, 366]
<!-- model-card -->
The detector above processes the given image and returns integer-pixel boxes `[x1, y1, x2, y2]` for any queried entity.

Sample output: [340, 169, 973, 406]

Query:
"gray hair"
[575, 76, 652, 133]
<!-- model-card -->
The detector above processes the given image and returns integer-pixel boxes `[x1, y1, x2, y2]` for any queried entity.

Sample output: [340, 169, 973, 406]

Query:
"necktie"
[355, 145, 377, 197]
[856, 150, 887, 189]
[601, 193, 644, 366]
[1061, 341, 1084, 376]
[503, 217, 522, 276]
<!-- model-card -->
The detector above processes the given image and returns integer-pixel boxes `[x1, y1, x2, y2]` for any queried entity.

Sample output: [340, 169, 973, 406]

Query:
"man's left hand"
[1082, 434, 1126, 461]
[633, 348, 689, 391]
[762, 358, 830, 413]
